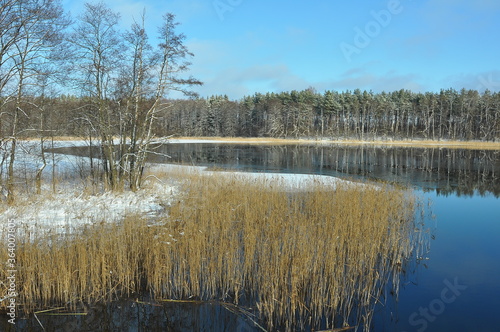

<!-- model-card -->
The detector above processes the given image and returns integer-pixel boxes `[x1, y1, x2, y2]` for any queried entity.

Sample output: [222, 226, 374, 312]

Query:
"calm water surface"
[158, 143, 500, 331]
[15, 143, 500, 331]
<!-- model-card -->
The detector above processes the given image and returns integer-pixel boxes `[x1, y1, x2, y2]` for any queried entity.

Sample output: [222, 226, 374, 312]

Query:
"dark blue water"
[375, 191, 500, 332]
[160, 143, 500, 332]
[34, 143, 500, 331]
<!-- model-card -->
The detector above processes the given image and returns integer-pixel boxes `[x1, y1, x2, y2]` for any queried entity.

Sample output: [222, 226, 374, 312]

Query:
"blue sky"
[62, 0, 500, 99]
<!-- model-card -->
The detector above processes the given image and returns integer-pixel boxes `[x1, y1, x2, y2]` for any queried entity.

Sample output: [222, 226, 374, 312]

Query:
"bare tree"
[68, 1, 124, 189]
[117, 11, 154, 190]
[0, 0, 69, 203]
[126, 12, 202, 190]
[69, 4, 201, 191]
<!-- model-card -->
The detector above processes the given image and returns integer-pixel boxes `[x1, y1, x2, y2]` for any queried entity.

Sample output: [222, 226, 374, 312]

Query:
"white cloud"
[319, 67, 425, 93]
[186, 37, 313, 98]
[445, 70, 500, 92]
[188, 61, 430, 100]
[191, 64, 312, 99]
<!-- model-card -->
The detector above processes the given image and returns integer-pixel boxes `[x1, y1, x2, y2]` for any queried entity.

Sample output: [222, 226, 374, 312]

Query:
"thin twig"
[34, 313, 46, 331]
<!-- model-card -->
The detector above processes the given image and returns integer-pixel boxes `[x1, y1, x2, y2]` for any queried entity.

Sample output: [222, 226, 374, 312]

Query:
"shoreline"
[16, 136, 500, 150]
[171, 136, 500, 150]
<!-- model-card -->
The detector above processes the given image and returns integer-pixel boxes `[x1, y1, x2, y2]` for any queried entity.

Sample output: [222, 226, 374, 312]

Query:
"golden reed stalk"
[0, 172, 424, 330]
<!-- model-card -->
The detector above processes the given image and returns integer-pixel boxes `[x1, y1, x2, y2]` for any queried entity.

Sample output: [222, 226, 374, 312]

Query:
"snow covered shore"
[1, 139, 353, 238]
[0, 181, 177, 239]
[148, 162, 351, 191]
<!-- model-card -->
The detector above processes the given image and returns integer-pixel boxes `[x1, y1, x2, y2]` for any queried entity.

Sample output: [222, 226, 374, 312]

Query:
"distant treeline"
[2, 88, 500, 142]
[162, 88, 500, 141]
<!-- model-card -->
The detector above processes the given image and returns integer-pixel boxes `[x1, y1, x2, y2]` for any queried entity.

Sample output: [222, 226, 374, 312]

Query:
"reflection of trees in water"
[320, 146, 499, 197]
[161, 144, 500, 197]
[50, 143, 500, 197]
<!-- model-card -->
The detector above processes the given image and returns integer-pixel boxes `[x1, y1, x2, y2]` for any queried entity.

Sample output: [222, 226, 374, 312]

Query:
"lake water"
[13, 143, 500, 331]
[158, 143, 500, 331]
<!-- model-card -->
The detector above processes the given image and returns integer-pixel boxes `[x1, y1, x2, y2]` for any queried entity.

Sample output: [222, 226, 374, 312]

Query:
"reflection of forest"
[49, 143, 499, 197]
[315, 146, 499, 197]
[161, 144, 500, 197]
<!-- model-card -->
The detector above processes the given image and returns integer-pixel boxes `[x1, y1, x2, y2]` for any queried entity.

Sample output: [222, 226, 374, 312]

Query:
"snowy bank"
[148, 163, 358, 192]
[1, 139, 358, 239]
[0, 181, 177, 239]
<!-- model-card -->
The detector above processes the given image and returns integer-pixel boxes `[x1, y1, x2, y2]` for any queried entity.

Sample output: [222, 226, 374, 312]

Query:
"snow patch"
[1, 181, 177, 239]
[149, 163, 357, 191]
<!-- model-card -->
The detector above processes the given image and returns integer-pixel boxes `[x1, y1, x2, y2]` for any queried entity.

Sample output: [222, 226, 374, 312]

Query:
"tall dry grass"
[0, 172, 426, 331]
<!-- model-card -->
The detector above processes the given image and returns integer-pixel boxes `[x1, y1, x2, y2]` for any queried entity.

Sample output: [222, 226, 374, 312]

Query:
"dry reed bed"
[0, 173, 425, 331]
